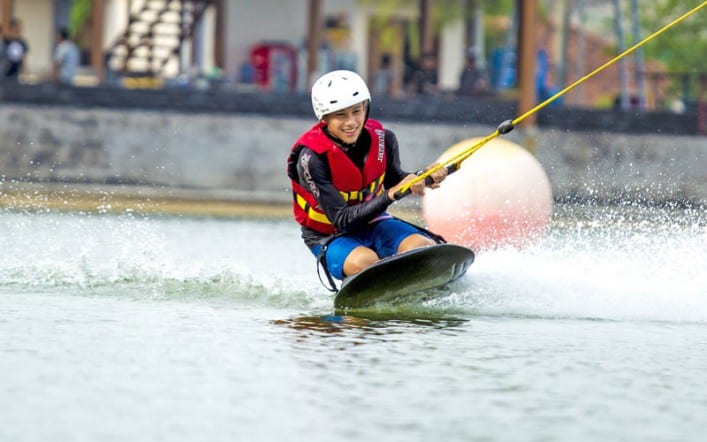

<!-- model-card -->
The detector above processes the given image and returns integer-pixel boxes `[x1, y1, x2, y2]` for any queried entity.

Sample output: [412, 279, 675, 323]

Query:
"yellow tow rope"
[398, 0, 706, 196]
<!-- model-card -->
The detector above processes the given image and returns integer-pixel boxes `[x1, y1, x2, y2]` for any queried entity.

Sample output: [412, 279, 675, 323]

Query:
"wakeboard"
[334, 243, 474, 309]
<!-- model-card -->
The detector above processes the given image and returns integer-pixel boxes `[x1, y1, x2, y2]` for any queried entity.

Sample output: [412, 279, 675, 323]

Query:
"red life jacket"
[287, 119, 387, 234]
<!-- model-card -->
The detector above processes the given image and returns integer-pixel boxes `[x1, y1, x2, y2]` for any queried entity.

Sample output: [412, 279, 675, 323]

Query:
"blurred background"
[0, 0, 705, 213]
[4, 0, 706, 107]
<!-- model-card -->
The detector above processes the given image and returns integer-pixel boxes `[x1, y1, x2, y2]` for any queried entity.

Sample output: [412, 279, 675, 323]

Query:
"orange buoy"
[422, 137, 553, 251]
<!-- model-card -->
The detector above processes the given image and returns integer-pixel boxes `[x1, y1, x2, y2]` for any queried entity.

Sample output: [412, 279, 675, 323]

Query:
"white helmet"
[311, 70, 371, 120]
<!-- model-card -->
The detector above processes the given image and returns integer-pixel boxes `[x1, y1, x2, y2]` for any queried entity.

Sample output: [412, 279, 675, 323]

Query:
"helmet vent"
[311, 70, 371, 120]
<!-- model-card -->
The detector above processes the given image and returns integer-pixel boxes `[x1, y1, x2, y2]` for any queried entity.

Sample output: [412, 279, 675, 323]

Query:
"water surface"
[1, 204, 705, 441]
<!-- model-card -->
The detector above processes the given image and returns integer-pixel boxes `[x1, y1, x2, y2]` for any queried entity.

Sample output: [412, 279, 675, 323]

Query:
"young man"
[286, 70, 448, 284]
[3, 18, 28, 80]
[457, 48, 489, 96]
[52, 28, 80, 84]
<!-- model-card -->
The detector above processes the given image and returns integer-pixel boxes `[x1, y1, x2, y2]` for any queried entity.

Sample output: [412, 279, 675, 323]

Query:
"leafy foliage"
[69, 0, 92, 39]
[641, 0, 707, 74]
[358, 0, 514, 58]
[359, 0, 514, 27]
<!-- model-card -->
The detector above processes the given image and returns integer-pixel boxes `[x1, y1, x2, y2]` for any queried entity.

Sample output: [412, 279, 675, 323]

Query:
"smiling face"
[322, 101, 367, 144]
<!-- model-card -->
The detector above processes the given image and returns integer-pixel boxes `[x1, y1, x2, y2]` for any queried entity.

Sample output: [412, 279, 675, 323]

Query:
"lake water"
[1, 203, 705, 442]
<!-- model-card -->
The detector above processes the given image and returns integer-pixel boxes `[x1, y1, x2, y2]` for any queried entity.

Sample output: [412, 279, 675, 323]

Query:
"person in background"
[457, 47, 489, 96]
[286, 70, 448, 285]
[372, 53, 393, 97]
[52, 27, 80, 84]
[3, 18, 28, 81]
[409, 52, 439, 95]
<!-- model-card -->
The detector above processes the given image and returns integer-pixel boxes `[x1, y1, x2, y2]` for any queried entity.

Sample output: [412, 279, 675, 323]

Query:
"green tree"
[359, 0, 514, 57]
[359, 0, 513, 29]
[641, 0, 707, 73]
[69, 0, 92, 39]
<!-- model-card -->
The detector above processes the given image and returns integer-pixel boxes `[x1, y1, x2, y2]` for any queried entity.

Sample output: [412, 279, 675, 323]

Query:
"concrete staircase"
[106, 0, 213, 79]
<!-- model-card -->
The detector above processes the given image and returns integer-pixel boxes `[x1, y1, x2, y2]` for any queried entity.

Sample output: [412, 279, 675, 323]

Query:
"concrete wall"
[0, 103, 704, 206]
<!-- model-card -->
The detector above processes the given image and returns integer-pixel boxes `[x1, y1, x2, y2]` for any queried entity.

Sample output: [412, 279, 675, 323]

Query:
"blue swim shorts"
[310, 217, 428, 280]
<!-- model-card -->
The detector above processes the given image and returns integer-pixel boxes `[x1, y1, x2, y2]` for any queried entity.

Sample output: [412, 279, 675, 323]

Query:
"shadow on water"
[273, 305, 468, 337]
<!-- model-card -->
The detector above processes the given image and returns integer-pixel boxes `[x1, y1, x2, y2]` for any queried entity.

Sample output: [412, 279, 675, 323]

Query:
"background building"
[1, 0, 467, 94]
[1, 0, 704, 114]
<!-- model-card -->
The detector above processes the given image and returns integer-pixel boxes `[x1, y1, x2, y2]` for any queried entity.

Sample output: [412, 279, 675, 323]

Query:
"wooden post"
[613, 0, 629, 111]
[698, 74, 706, 135]
[307, 0, 322, 87]
[213, 0, 225, 71]
[517, 0, 537, 127]
[516, 0, 538, 154]
[91, 0, 105, 84]
[1, 0, 12, 34]
[419, 0, 432, 55]
[464, 0, 476, 51]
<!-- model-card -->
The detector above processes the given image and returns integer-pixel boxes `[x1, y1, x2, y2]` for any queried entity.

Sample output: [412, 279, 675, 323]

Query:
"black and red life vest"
[287, 119, 387, 234]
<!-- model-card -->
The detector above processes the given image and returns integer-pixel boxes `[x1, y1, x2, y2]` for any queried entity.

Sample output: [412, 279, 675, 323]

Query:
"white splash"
[455, 204, 707, 322]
